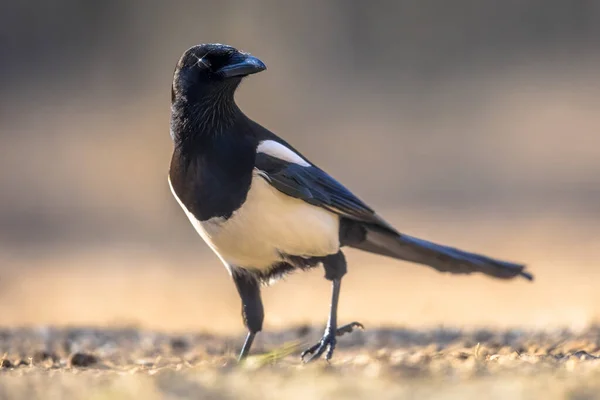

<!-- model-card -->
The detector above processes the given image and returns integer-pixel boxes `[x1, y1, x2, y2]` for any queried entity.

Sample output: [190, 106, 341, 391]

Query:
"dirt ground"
[0, 325, 599, 400]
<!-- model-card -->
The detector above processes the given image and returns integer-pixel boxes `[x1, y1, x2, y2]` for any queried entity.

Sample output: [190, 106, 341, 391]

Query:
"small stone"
[572, 350, 598, 360]
[69, 352, 98, 367]
[33, 350, 59, 364]
[565, 359, 577, 371]
[170, 337, 188, 352]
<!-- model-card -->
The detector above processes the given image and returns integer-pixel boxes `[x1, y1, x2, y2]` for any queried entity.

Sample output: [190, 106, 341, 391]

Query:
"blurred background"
[1, 0, 599, 336]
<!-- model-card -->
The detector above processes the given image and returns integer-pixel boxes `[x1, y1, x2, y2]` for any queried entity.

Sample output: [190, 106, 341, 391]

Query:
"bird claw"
[335, 321, 364, 337]
[301, 321, 364, 363]
[301, 336, 333, 363]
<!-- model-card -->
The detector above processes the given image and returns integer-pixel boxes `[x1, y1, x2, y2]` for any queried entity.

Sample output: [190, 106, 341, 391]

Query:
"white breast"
[169, 172, 340, 272]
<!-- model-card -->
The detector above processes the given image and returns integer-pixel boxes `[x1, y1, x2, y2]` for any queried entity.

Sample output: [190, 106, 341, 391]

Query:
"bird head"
[171, 43, 266, 103]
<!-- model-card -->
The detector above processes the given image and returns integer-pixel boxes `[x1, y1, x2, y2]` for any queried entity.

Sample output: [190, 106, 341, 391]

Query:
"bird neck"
[171, 86, 243, 149]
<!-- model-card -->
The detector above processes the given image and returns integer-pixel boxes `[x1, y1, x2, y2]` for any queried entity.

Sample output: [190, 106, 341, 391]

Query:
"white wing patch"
[169, 173, 340, 272]
[256, 140, 310, 167]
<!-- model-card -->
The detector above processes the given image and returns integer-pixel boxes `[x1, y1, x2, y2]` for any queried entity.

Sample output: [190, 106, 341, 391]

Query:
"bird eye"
[190, 53, 212, 70]
[197, 57, 211, 69]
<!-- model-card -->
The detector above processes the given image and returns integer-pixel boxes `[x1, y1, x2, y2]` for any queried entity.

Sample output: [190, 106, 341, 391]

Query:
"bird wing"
[254, 145, 532, 281]
[254, 151, 392, 229]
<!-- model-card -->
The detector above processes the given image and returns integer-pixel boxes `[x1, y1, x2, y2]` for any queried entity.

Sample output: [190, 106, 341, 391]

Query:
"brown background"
[1, 0, 599, 335]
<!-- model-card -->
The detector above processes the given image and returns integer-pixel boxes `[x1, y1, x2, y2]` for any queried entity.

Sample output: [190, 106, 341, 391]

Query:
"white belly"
[169, 171, 340, 271]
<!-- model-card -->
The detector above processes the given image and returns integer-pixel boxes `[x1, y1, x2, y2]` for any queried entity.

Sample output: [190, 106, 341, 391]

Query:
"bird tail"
[349, 225, 533, 281]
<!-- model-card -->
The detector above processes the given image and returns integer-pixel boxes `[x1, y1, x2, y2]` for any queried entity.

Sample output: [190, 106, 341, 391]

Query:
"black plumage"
[168, 43, 533, 363]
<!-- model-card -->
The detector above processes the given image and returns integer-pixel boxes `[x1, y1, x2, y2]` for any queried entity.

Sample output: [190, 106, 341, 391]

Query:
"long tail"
[348, 224, 533, 281]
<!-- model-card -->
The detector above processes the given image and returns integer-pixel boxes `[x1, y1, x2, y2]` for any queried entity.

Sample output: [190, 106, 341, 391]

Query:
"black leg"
[301, 251, 364, 363]
[239, 332, 256, 360]
[232, 269, 264, 361]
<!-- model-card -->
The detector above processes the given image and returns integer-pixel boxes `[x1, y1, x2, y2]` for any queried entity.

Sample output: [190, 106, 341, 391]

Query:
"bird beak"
[218, 54, 267, 78]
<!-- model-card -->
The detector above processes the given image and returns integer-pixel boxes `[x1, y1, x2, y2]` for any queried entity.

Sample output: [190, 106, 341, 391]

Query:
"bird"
[168, 43, 533, 363]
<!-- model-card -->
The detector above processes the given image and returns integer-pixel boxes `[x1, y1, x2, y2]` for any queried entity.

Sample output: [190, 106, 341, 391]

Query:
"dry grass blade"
[240, 340, 305, 369]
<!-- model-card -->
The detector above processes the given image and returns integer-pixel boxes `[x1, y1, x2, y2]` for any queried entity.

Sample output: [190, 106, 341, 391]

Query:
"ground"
[1, 325, 600, 400]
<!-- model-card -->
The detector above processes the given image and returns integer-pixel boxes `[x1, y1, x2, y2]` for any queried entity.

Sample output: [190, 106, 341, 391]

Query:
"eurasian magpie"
[168, 43, 533, 363]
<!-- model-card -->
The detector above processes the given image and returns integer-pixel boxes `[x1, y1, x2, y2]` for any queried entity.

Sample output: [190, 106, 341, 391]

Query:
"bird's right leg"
[301, 251, 364, 362]
[232, 269, 264, 361]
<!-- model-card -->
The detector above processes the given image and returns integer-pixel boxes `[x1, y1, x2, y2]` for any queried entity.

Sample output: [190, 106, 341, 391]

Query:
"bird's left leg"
[301, 251, 364, 362]
[232, 269, 264, 361]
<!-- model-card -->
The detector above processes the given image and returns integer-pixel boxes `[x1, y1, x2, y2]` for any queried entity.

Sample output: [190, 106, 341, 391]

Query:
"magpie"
[168, 43, 533, 363]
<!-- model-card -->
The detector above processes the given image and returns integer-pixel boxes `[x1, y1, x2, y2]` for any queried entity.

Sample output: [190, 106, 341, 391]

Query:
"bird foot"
[301, 321, 364, 363]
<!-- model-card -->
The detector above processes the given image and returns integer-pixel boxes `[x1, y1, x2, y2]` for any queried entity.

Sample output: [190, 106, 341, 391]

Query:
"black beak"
[218, 54, 267, 78]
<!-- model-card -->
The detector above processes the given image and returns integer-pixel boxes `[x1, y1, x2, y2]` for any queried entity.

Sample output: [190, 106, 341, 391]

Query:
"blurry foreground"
[1, 326, 600, 400]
